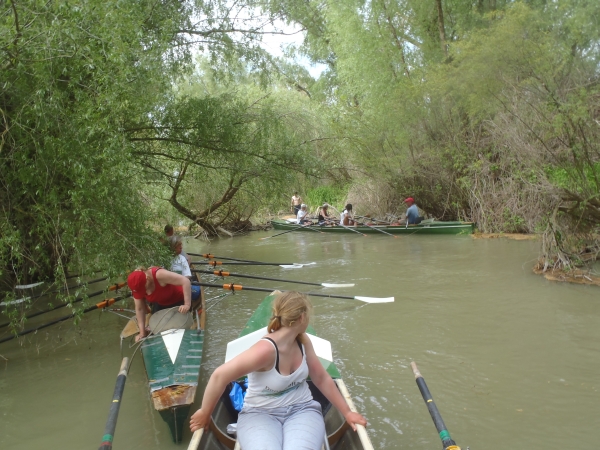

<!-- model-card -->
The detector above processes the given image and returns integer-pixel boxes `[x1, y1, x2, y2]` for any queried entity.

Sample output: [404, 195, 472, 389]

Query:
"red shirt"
[145, 267, 184, 306]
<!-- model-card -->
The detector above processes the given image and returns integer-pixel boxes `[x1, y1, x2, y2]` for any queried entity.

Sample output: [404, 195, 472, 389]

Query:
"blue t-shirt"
[406, 204, 419, 224]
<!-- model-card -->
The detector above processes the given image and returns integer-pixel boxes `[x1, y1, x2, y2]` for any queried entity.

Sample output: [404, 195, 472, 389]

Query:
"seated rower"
[297, 204, 311, 224]
[317, 203, 333, 225]
[391, 197, 422, 225]
[168, 235, 192, 279]
[340, 203, 356, 226]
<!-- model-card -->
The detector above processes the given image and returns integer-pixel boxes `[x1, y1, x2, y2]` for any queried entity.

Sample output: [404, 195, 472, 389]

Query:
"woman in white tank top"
[190, 292, 367, 450]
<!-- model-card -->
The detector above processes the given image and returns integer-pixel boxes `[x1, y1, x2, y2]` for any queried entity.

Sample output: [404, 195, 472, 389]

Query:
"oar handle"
[191, 269, 322, 287]
[98, 357, 129, 450]
[411, 362, 460, 450]
[187, 429, 204, 450]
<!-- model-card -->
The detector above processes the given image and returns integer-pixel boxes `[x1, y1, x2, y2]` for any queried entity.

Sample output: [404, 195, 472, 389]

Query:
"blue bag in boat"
[229, 379, 248, 412]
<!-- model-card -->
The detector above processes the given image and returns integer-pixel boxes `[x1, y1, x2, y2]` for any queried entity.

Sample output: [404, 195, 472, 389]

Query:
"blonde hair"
[268, 292, 312, 340]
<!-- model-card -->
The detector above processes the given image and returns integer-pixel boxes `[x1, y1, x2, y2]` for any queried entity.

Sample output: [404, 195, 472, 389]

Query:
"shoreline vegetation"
[1, 0, 599, 333]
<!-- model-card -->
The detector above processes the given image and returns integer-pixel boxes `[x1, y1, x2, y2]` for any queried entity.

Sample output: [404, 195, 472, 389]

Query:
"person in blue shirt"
[403, 197, 420, 224]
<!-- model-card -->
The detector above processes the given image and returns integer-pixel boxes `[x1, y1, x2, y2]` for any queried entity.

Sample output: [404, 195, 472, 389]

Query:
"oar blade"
[353, 296, 395, 303]
[278, 262, 316, 269]
[321, 283, 355, 288]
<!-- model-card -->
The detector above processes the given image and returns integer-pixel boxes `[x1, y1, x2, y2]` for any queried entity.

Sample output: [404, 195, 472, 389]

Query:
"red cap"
[127, 271, 147, 300]
[404, 197, 414, 203]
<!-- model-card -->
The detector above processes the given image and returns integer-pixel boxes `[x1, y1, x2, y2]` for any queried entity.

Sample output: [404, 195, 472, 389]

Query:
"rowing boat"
[189, 292, 374, 450]
[271, 219, 474, 235]
[120, 271, 206, 443]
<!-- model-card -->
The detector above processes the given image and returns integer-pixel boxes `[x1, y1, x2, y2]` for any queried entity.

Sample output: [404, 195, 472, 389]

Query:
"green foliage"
[305, 185, 348, 211]
[0, 0, 187, 293]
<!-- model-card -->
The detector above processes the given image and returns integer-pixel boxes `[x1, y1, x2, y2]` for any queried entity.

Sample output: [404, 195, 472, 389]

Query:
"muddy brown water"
[1, 232, 599, 449]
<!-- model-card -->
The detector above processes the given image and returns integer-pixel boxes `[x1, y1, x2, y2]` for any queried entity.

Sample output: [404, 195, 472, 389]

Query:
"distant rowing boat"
[271, 219, 474, 235]
[188, 292, 374, 450]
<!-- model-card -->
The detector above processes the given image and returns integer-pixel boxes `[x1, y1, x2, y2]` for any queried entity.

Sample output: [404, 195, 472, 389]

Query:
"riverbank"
[533, 266, 600, 287]
[471, 233, 538, 240]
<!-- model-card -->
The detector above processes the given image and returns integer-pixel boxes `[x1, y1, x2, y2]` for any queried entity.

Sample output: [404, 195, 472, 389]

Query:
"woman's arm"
[190, 340, 275, 431]
[304, 336, 367, 431]
[155, 269, 191, 313]
[133, 298, 148, 342]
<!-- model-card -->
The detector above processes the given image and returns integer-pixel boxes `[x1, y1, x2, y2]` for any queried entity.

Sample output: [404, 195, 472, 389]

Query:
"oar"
[260, 222, 323, 240]
[188, 253, 292, 265]
[193, 282, 393, 303]
[0, 295, 127, 344]
[0, 282, 127, 329]
[8, 276, 109, 304]
[191, 260, 316, 269]
[356, 217, 398, 238]
[192, 269, 355, 288]
[187, 429, 204, 450]
[338, 222, 368, 237]
[355, 215, 393, 225]
[411, 362, 461, 450]
[98, 357, 129, 450]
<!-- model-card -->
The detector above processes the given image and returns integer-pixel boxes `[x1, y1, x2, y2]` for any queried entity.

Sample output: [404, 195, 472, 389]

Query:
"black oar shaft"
[0, 296, 126, 345]
[22, 276, 109, 302]
[192, 270, 321, 287]
[411, 362, 458, 450]
[0, 283, 126, 329]
[191, 261, 293, 266]
[188, 253, 267, 264]
[193, 282, 356, 300]
[99, 357, 129, 450]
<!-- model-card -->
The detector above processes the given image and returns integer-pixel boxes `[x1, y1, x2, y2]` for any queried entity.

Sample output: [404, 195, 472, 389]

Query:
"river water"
[1, 231, 598, 449]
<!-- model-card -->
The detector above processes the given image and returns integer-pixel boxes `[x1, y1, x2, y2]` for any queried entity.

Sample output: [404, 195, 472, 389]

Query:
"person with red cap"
[403, 197, 420, 225]
[127, 267, 199, 342]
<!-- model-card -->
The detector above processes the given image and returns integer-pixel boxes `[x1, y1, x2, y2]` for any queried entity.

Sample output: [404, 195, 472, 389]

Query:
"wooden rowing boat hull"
[191, 293, 374, 450]
[141, 327, 204, 442]
[121, 267, 206, 443]
[271, 219, 474, 235]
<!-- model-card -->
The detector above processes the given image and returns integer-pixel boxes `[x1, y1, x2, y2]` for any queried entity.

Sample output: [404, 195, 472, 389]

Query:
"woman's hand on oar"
[193, 282, 394, 303]
[192, 269, 355, 288]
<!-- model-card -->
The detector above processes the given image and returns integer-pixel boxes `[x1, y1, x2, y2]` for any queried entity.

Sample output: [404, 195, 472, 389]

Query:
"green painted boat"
[189, 292, 374, 450]
[120, 273, 206, 443]
[271, 218, 474, 235]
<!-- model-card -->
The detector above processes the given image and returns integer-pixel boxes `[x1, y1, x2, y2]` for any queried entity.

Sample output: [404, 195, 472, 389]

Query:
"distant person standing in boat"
[189, 291, 367, 449]
[127, 267, 200, 342]
[296, 204, 311, 224]
[340, 204, 356, 226]
[291, 192, 302, 216]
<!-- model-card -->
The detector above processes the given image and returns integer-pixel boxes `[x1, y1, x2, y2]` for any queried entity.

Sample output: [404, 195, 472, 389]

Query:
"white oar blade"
[15, 282, 44, 289]
[279, 262, 316, 269]
[321, 283, 355, 288]
[354, 296, 394, 303]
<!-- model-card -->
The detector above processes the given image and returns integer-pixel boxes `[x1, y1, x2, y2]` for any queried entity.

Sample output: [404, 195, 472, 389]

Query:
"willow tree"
[266, 1, 599, 269]
[0, 0, 313, 289]
[127, 64, 333, 235]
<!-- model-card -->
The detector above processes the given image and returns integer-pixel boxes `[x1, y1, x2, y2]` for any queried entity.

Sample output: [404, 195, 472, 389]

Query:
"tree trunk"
[435, 0, 448, 59]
